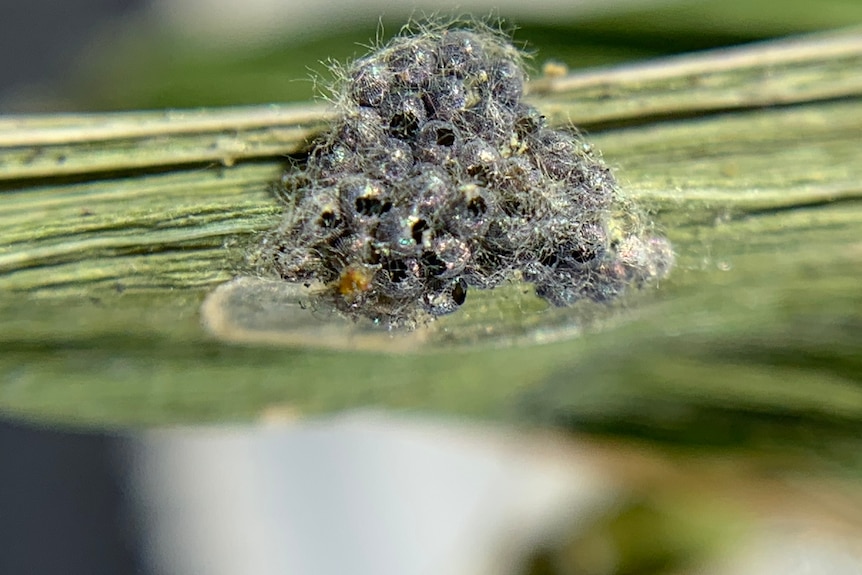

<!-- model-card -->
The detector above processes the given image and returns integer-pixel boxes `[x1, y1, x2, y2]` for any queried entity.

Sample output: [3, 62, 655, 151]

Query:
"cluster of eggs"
[263, 24, 673, 329]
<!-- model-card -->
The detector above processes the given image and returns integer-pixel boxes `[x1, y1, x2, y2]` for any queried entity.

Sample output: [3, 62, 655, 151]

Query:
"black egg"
[350, 59, 393, 106]
[365, 138, 413, 182]
[489, 59, 525, 106]
[435, 30, 486, 77]
[386, 39, 437, 87]
[383, 94, 427, 140]
[423, 76, 468, 120]
[330, 107, 387, 150]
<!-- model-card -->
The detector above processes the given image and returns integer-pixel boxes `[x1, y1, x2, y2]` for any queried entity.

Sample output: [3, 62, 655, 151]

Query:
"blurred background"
[2, 1, 862, 574]
[2, 0, 861, 112]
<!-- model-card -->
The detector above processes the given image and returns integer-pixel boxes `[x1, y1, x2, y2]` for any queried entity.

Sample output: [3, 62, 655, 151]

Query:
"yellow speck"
[542, 60, 569, 79]
[336, 264, 375, 298]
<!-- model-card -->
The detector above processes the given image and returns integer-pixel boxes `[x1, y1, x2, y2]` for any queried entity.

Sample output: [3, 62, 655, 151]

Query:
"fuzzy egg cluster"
[264, 25, 673, 329]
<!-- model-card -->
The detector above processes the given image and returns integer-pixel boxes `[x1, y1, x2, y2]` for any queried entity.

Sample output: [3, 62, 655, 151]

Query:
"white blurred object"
[128, 410, 862, 574]
[129, 411, 620, 575]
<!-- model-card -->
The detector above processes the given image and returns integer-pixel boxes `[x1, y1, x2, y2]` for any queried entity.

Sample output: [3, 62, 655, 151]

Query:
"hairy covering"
[262, 22, 673, 329]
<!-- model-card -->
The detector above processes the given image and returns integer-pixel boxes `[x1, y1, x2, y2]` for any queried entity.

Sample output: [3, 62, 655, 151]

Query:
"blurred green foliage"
[68, 0, 862, 110]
